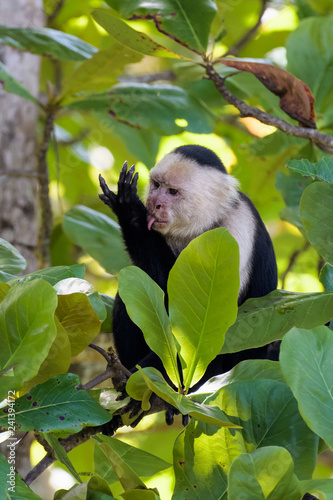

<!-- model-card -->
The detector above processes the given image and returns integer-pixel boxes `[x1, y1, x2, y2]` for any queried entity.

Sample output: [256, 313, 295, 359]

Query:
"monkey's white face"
[146, 178, 182, 233]
[145, 151, 240, 253]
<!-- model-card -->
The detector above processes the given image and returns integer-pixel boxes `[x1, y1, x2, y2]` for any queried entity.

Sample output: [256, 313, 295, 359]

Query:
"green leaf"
[168, 228, 239, 390]
[54, 278, 107, 322]
[173, 420, 228, 500]
[0, 25, 97, 60]
[99, 294, 115, 333]
[280, 326, 333, 451]
[0, 454, 41, 499]
[92, 10, 186, 59]
[119, 266, 180, 387]
[222, 289, 333, 354]
[106, 0, 217, 52]
[67, 84, 213, 136]
[206, 379, 318, 479]
[228, 447, 300, 500]
[43, 432, 82, 483]
[320, 263, 333, 292]
[0, 373, 110, 433]
[300, 478, 333, 499]
[287, 157, 333, 183]
[300, 182, 333, 265]
[194, 359, 284, 398]
[61, 43, 142, 98]
[0, 238, 26, 275]
[95, 438, 147, 492]
[0, 61, 39, 104]
[56, 292, 101, 356]
[23, 317, 71, 391]
[0, 282, 10, 304]
[0, 280, 58, 400]
[63, 205, 130, 274]
[94, 435, 171, 485]
[8, 264, 85, 287]
[128, 367, 239, 428]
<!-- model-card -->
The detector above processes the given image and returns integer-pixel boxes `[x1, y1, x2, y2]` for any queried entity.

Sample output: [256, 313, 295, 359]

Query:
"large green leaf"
[127, 368, 238, 428]
[228, 447, 300, 500]
[0, 280, 58, 400]
[23, 318, 71, 391]
[168, 228, 240, 390]
[94, 435, 171, 485]
[55, 292, 102, 356]
[61, 43, 142, 98]
[105, 0, 217, 53]
[300, 182, 333, 265]
[287, 157, 333, 183]
[67, 84, 214, 136]
[0, 62, 39, 104]
[118, 266, 180, 387]
[54, 277, 106, 321]
[63, 205, 130, 274]
[92, 10, 187, 59]
[205, 379, 318, 479]
[95, 438, 147, 492]
[0, 238, 26, 275]
[0, 25, 97, 60]
[280, 326, 333, 450]
[320, 263, 333, 292]
[0, 373, 110, 433]
[222, 289, 333, 354]
[43, 432, 81, 483]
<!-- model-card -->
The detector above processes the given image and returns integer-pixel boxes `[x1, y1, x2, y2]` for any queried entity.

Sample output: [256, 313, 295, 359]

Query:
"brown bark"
[0, 0, 45, 487]
[0, 1, 44, 273]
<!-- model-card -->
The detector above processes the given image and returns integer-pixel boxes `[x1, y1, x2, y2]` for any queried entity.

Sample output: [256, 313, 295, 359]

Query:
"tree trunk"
[0, 0, 45, 485]
[0, 0, 44, 273]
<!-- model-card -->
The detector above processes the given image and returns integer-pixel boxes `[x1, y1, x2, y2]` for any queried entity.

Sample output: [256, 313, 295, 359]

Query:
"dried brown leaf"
[220, 59, 316, 128]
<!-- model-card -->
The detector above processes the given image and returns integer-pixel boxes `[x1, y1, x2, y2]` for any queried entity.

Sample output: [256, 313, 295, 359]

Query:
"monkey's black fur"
[99, 145, 279, 428]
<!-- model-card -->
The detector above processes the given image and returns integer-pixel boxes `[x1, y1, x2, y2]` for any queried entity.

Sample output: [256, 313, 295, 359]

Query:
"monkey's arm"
[99, 162, 175, 291]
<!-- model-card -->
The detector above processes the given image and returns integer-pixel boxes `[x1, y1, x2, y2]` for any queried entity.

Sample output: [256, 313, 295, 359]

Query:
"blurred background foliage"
[2, 0, 333, 496]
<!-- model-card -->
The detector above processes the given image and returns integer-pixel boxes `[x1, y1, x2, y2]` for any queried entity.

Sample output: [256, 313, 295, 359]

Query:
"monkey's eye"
[169, 188, 178, 195]
[153, 181, 160, 189]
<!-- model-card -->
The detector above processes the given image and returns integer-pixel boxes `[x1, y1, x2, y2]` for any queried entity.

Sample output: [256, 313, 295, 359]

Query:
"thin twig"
[36, 108, 56, 268]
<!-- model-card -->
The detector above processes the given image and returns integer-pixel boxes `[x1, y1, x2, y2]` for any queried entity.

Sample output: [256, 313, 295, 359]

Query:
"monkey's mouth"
[147, 215, 168, 231]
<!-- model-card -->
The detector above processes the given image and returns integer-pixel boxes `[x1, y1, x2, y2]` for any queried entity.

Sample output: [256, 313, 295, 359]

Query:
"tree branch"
[204, 59, 333, 154]
[36, 107, 57, 268]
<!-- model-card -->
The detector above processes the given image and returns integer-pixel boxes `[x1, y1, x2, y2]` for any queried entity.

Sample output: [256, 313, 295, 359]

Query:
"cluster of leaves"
[1, 154, 333, 498]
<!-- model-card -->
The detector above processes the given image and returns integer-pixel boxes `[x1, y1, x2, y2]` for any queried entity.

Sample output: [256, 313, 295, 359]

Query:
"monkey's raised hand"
[99, 161, 146, 230]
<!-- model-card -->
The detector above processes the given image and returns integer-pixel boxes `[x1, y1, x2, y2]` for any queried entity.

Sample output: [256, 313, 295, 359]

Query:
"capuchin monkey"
[99, 145, 279, 429]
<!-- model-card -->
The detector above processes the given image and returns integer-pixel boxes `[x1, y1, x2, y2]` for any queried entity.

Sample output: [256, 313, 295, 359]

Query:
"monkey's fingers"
[119, 163, 137, 203]
[118, 160, 128, 187]
[99, 193, 117, 209]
